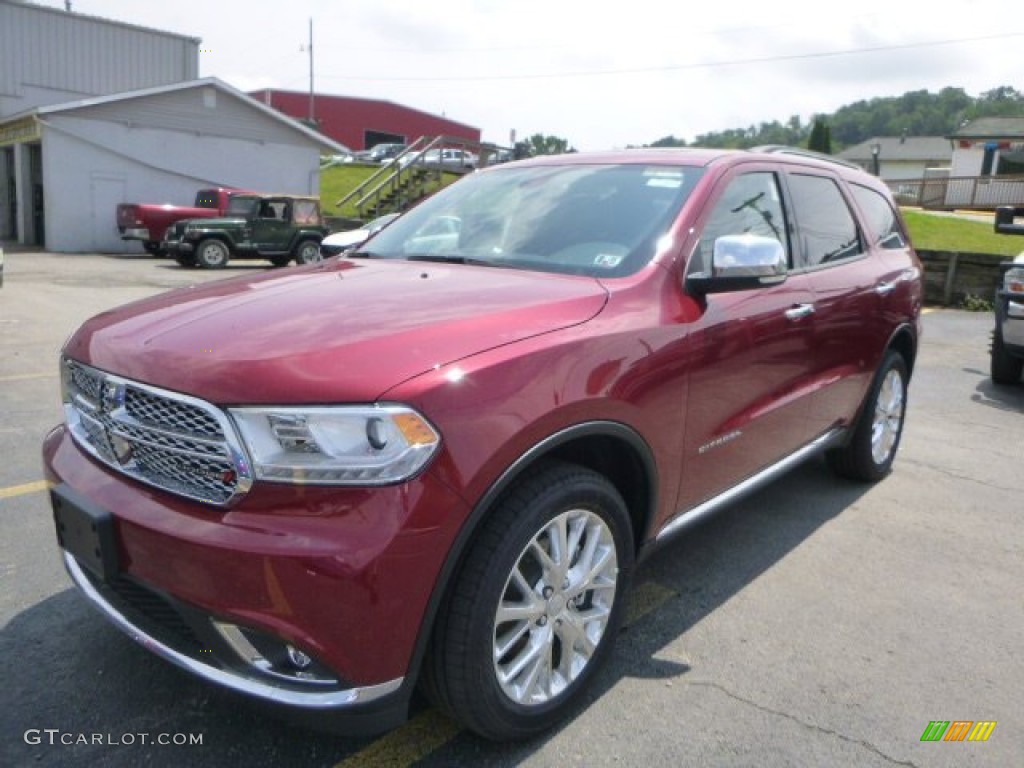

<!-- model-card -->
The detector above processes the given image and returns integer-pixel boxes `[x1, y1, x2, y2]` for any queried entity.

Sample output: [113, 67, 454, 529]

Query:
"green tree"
[807, 117, 832, 154]
[649, 135, 687, 147]
[646, 85, 1024, 152]
[525, 134, 575, 156]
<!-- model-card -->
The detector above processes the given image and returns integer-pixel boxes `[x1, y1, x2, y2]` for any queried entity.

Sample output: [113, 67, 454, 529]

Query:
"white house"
[944, 117, 1024, 208]
[836, 136, 952, 181]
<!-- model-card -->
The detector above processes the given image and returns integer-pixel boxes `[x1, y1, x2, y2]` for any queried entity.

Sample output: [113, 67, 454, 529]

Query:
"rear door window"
[787, 174, 863, 268]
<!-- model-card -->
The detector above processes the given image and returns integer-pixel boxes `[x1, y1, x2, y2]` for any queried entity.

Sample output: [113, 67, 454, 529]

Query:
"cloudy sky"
[40, 0, 1024, 150]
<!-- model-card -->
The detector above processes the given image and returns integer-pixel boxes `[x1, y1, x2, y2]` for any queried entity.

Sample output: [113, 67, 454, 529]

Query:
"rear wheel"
[195, 239, 230, 269]
[990, 328, 1023, 385]
[828, 350, 908, 482]
[294, 239, 321, 265]
[424, 463, 633, 741]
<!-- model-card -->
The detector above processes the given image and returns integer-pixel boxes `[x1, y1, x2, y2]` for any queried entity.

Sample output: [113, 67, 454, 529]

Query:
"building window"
[981, 145, 996, 176]
[996, 150, 1024, 176]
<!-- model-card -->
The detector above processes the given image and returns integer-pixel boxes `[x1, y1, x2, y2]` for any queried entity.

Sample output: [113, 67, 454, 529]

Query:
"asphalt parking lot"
[1, 250, 1021, 768]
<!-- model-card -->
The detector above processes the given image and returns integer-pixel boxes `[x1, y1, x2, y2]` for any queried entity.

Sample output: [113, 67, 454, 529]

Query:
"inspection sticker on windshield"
[643, 169, 685, 188]
[594, 252, 625, 268]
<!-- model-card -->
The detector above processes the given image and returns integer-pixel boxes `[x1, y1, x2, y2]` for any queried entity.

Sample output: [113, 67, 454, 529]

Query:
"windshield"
[362, 163, 703, 277]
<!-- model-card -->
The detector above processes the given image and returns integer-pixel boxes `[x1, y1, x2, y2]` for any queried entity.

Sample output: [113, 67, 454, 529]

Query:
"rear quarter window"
[849, 183, 907, 249]
[293, 200, 321, 226]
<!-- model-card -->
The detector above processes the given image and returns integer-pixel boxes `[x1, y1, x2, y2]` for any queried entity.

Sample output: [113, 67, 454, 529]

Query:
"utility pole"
[308, 18, 315, 124]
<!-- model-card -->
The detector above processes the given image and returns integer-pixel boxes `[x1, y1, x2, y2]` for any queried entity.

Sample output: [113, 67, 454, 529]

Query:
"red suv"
[44, 147, 923, 740]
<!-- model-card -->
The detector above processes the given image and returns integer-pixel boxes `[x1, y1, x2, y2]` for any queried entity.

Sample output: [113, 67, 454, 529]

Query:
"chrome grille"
[62, 359, 252, 506]
[125, 388, 223, 438]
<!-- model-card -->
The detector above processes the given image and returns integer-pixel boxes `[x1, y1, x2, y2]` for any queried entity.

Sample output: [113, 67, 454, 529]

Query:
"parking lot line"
[334, 579, 681, 767]
[0, 372, 55, 383]
[331, 709, 461, 768]
[0, 480, 50, 500]
[626, 580, 678, 625]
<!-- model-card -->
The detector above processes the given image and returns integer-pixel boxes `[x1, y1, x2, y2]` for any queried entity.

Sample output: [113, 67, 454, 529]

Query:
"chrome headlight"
[1004, 266, 1024, 295]
[229, 405, 440, 485]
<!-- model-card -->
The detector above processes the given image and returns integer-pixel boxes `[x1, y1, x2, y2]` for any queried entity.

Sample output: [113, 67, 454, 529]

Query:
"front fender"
[402, 419, 657, 693]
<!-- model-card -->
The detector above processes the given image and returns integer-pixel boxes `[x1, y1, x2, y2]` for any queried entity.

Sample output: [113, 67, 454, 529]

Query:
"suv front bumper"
[43, 424, 469, 727]
[162, 240, 193, 255]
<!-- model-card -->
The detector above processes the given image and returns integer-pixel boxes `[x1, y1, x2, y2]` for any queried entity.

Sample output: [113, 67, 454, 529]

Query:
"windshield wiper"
[404, 254, 497, 267]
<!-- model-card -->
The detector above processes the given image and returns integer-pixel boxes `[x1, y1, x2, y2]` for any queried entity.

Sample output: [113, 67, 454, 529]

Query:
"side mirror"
[688, 234, 788, 294]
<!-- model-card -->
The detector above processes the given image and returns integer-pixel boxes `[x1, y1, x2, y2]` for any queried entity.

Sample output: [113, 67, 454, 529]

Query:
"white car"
[399, 148, 478, 170]
[319, 213, 401, 257]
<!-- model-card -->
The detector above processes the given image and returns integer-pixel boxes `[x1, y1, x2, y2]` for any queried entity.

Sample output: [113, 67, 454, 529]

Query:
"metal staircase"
[335, 136, 501, 221]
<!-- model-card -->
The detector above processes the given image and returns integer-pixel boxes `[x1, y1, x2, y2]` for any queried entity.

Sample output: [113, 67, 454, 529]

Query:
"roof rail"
[750, 145, 861, 171]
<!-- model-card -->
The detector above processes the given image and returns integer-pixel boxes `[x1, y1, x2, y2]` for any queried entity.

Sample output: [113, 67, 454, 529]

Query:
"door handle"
[784, 303, 815, 320]
[875, 280, 897, 296]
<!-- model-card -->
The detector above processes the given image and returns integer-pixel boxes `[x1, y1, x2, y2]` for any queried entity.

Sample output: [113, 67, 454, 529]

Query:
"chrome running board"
[656, 428, 846, 544]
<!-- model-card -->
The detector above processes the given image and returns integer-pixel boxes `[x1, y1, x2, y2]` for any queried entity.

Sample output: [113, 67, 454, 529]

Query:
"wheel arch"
[887, 322, 918, 377]
[407, 421, 657, 688]
[195, 232, 234, 248]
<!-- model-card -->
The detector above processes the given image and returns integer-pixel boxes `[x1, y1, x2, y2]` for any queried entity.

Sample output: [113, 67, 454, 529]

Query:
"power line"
[314, 31, 1024, 83]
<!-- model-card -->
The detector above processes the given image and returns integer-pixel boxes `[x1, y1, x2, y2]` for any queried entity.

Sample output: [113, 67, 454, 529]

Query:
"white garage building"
[2, 79, 346, 252]
[0, 1, 346, 253]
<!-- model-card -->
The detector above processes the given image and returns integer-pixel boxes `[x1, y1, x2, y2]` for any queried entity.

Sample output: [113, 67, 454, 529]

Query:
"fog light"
[286, 644, 312, 670]
[212, 620, 337, 685]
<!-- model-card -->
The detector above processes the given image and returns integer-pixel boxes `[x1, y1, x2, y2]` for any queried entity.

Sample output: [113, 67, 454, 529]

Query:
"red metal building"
[250, 89, 481, 151]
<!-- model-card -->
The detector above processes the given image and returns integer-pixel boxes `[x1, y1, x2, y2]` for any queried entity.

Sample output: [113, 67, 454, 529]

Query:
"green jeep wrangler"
[165, 194, 328, 269]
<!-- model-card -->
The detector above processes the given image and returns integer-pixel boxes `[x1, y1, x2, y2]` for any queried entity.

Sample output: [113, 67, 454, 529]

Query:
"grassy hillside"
[319, 165, 380, 217]
[902, 210, 1021, 256]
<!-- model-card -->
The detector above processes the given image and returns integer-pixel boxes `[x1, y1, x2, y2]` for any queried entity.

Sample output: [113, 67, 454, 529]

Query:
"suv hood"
[65, 259, 608, 404]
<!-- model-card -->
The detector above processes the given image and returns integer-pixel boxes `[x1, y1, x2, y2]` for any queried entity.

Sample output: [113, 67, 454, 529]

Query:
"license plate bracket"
[51, 485, 119, 583]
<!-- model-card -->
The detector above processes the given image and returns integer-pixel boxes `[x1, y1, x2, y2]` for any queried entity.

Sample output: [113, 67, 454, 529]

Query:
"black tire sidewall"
[991, 329, 1024, 384]
[847, 351, 908, 480]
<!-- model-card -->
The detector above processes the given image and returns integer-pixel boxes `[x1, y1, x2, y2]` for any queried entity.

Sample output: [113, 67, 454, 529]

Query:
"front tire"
[828, 350, 908, 482]
[195, 239, 230, 269]
[294, 238, 322, 265]
[991, 328, 1023, 385]
[425, 463, 633, 741]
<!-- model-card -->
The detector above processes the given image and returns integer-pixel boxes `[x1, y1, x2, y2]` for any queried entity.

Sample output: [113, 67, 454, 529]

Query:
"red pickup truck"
[116, 187, 248, 255]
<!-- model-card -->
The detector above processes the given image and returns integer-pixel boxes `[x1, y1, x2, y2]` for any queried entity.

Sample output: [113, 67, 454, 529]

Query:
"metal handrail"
[334, 136, 430, 210]
[335, 135, 507, 219]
